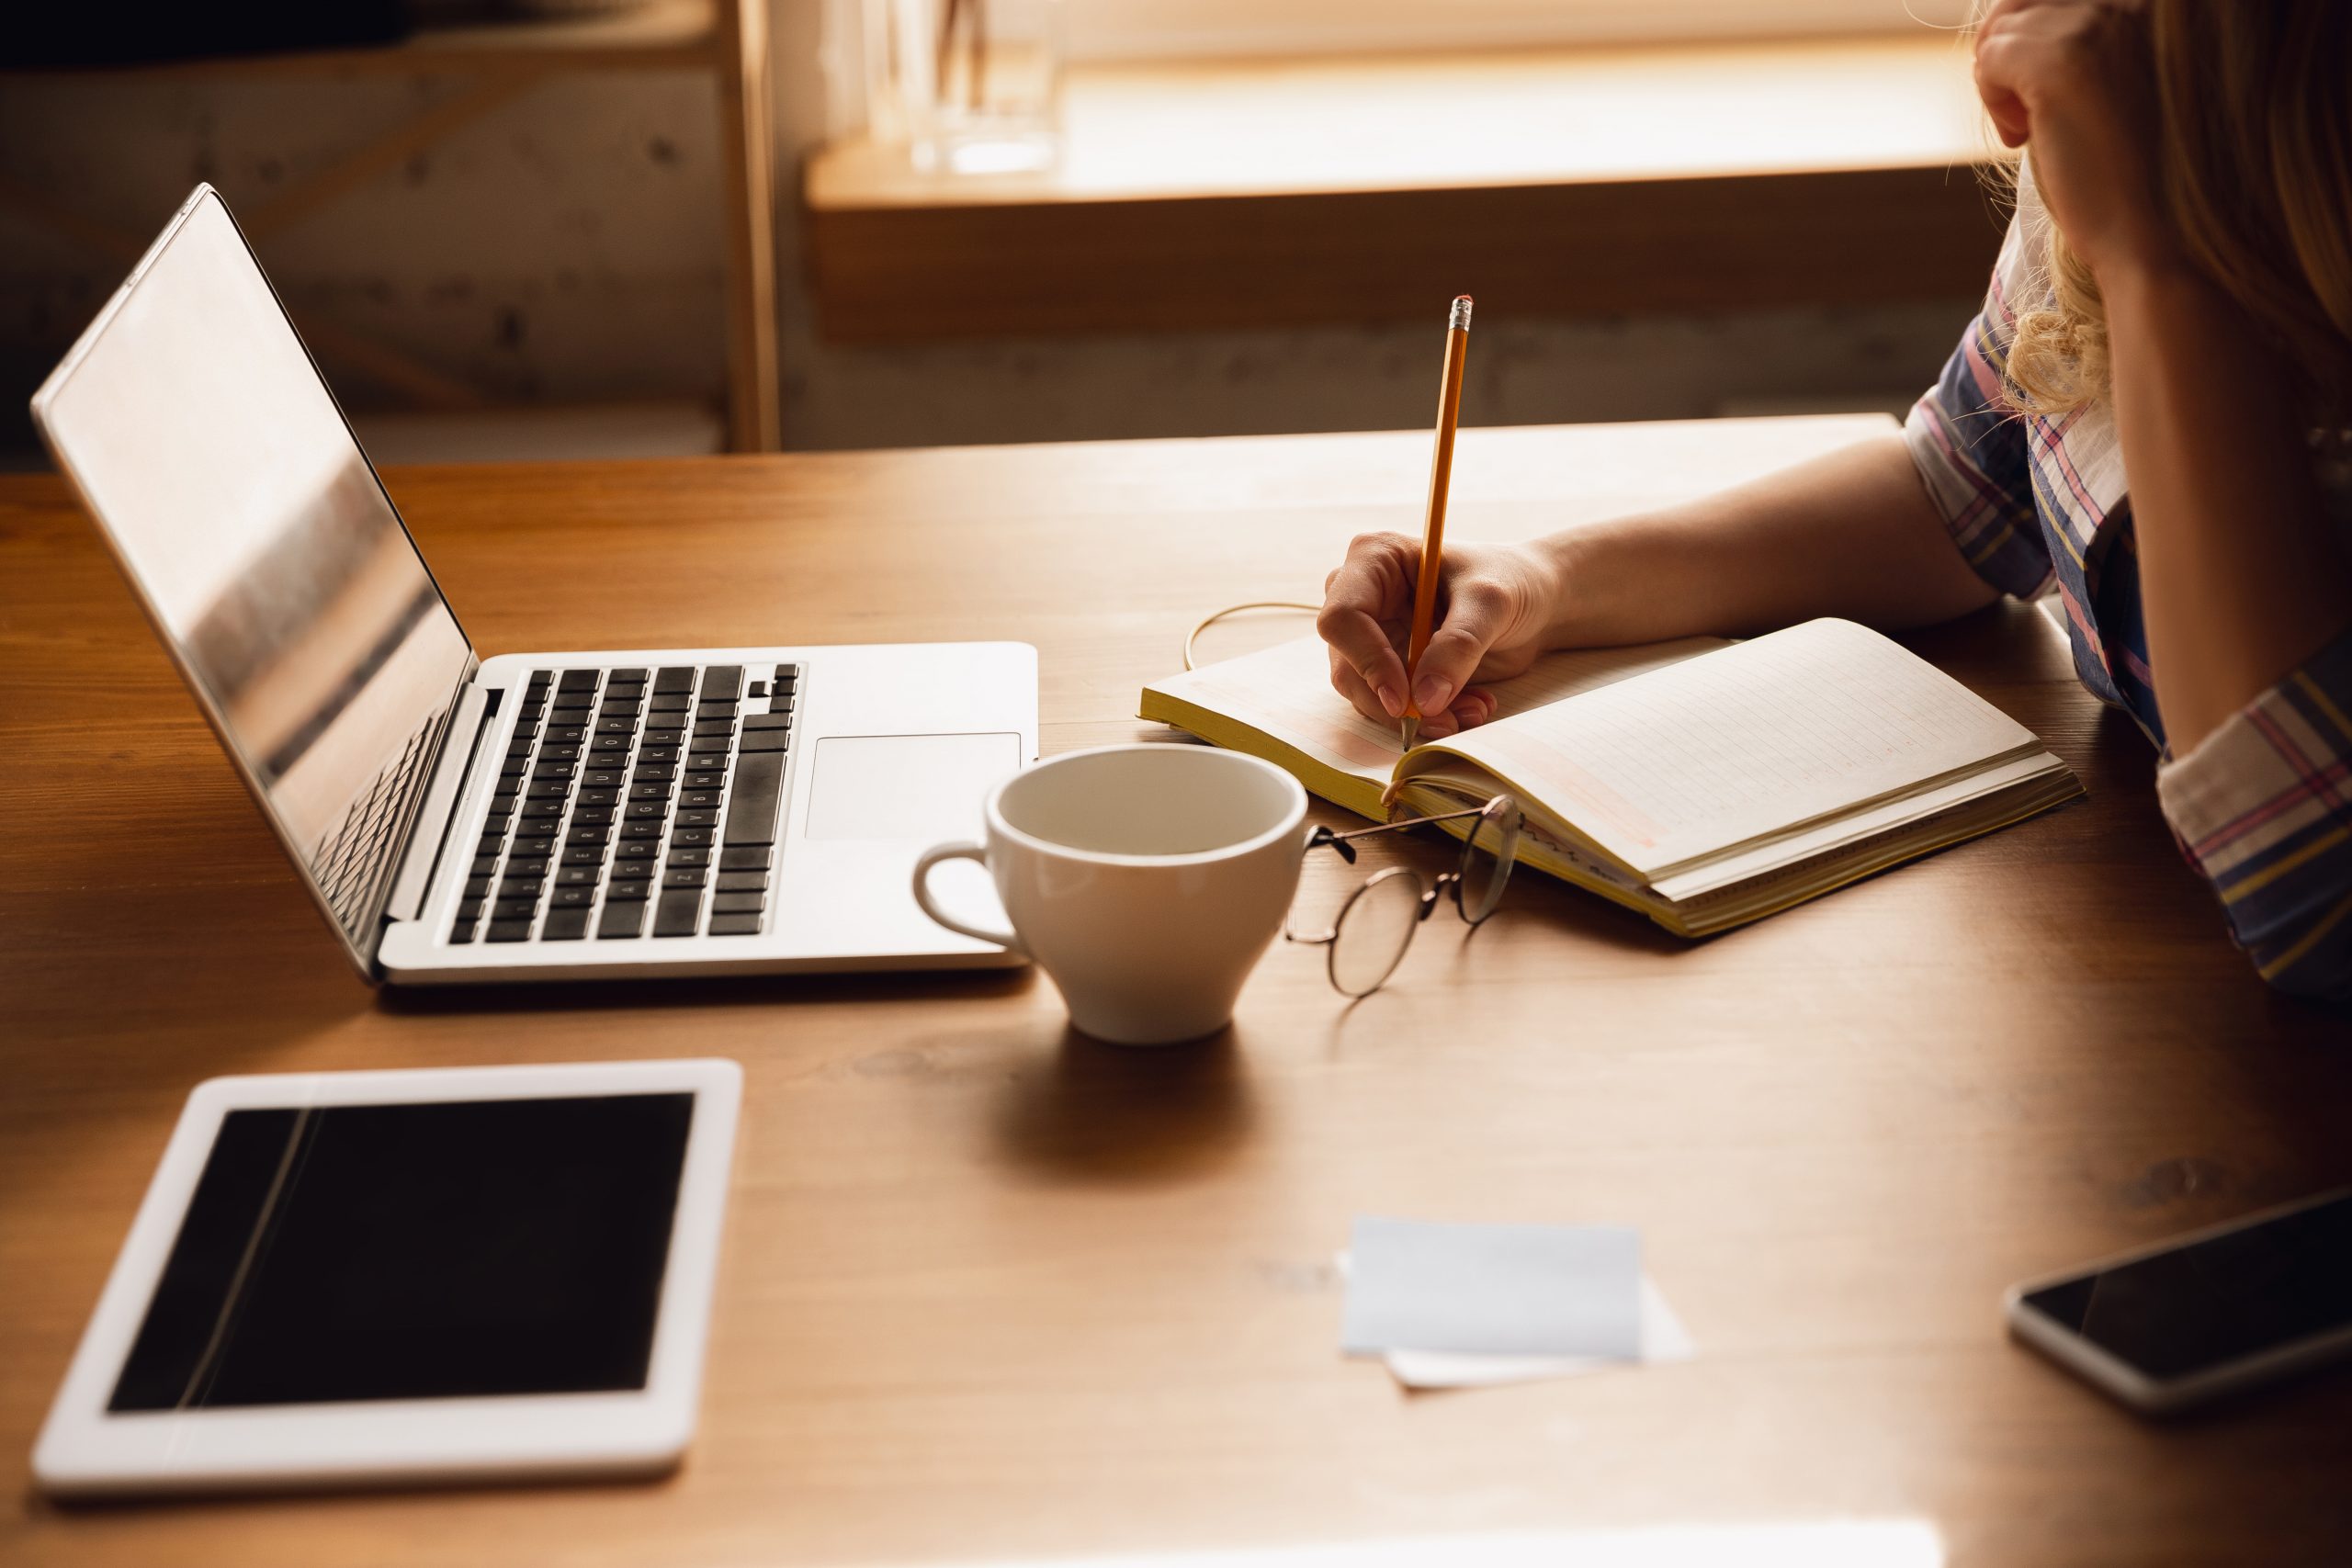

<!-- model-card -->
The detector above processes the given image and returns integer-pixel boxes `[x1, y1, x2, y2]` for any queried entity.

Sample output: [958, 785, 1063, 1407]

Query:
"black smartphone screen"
[107, 1094, 695, 1412]
[2020, 1193, 2352, 1382]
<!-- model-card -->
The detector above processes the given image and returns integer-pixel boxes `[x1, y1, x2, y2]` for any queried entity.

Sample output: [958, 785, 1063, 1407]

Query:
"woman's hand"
[1973, 0, 2178, 283]
[1315, 533, 1565, 739]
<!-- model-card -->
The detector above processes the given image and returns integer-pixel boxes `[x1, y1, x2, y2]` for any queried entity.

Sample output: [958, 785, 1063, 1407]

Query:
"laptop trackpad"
[805, 733, 1024, 841]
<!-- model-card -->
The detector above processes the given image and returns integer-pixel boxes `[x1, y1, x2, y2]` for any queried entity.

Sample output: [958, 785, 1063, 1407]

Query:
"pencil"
[1401, 293, 1473, 750]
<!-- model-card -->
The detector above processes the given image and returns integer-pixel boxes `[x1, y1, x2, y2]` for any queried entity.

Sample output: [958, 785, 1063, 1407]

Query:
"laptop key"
[670, 827, 715, 848]
[559, 670, 599, 691]
[650, 692, 692, 711]
[606, 667, 649, 684]
[550, 886, 594, 908]
[563, 846, 607, 866]
[720, 846, 771, 872]
[655, 666, 695, 694]
[724, 750, 785, 846]
[742, 713, 792, 731]
[653, 888, 703, 936]
[487, 919, 532, 942]
[578, 787, 619, 807]
[666, 847, 711, 867]
[583, 768, 625, 789]
[449, 922, 476, 944]
[711, 892, 765, 915]
[556, 866, 600, 886]
[662, 867, 708, 890]
[716, 872, 767, 894]
[492, 897, 540, 919]
[700, 665, 743, 699]
[740, 732, 790, 753]
[598, 901, 646, 939]
[543, 907, 592, 941]
[619, 822, 663, 841]
[707, 913, 763, 936]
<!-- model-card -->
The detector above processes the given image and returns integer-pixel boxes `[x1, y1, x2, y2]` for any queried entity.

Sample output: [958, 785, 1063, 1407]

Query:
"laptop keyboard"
[448, 662, 797, 945]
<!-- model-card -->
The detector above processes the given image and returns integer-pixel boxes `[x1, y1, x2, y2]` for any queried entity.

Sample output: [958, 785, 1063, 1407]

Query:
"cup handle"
[911, 840, 1023, 952]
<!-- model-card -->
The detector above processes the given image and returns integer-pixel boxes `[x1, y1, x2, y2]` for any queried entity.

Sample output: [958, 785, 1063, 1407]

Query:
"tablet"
[33, 1058, 741, 1496]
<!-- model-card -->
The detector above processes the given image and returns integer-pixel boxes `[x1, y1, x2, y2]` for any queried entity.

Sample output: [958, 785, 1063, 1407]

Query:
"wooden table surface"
[3, 417, 2347, 1568]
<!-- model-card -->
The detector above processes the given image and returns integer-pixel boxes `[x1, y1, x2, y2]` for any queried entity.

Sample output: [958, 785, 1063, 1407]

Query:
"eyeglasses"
[1284, 793, 1523, 998]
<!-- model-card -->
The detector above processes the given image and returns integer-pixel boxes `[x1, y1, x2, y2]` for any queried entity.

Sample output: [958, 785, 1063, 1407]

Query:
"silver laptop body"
[31, 186, 1034, 985]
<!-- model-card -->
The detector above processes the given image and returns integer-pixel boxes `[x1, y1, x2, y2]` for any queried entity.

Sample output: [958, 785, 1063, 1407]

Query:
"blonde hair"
[2001, 1, 2352, 417]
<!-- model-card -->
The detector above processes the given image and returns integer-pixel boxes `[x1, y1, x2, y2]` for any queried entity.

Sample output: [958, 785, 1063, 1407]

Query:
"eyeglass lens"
[1329, 867, 1423, 997]
[1456, 799, 1522, 925]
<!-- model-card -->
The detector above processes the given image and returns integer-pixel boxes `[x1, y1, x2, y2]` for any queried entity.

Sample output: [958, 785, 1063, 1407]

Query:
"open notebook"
[1139, 618, 2083, 937]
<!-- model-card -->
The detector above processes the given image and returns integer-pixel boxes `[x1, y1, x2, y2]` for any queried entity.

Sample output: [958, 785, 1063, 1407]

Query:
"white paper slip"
[1340, 1216, 1642, 1359]
[1383, 1276, 1695, 1389]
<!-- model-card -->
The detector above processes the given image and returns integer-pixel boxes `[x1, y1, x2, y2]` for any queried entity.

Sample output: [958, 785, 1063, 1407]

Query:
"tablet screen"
[107, 1094, 694, 1412]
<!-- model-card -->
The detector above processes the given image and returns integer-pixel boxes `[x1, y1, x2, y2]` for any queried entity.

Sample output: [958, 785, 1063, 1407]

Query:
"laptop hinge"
[382, 673, 498, 929]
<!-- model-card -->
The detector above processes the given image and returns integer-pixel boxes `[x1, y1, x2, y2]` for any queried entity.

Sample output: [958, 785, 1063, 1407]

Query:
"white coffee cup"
[911, 744, 1310, 1045]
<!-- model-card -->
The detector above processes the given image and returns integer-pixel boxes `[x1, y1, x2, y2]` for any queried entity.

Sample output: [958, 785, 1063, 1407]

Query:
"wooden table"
[3, 417, 2347, 1568]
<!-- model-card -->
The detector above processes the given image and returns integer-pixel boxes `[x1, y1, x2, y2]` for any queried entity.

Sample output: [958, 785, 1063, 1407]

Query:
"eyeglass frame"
[1283, 793, 1522, 997]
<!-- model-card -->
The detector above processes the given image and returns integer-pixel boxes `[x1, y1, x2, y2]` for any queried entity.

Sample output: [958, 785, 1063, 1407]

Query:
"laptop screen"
[32, 188, 474, 973]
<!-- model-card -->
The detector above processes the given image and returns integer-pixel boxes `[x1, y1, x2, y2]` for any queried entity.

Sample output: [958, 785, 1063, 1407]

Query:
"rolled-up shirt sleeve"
[2156, 626, 2352, 1004]
[1902, 211, 2056, 602]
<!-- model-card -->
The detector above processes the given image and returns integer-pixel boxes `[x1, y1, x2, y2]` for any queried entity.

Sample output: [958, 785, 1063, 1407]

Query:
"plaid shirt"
[1905, 168, 2352, 1005]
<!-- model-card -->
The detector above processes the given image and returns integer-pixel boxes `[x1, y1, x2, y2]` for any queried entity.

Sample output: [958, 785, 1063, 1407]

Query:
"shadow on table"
[374, 964, 1036, 1017]
[990, 1025, 1255, 1187]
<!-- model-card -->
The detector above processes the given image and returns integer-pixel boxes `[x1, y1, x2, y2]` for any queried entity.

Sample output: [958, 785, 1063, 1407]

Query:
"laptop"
[31, 185, 1035, 984]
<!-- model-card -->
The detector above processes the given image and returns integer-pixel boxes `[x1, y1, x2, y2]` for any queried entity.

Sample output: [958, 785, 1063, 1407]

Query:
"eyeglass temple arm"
[1320, 804, 1492, 844]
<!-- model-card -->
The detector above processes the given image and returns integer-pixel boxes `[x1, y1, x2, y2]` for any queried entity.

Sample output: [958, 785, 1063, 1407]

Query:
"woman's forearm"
[2102, 264, 2352, 752]
[1529, 433, 2000, 649]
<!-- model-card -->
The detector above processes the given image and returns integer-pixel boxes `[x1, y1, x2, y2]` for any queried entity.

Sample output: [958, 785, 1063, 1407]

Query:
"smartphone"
[2005, 1188, 2352, 1415]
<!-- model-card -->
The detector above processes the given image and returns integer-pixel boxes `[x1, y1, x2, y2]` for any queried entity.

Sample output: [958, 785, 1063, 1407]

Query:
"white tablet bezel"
[33, 1058, 741, 1497]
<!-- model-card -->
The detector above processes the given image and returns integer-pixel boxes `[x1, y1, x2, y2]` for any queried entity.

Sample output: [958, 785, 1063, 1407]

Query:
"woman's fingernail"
[1375, 682, 1404, 716]
[1414, 676, 1452, 713]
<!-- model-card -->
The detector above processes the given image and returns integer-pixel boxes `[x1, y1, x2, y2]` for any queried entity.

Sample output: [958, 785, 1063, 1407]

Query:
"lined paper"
[1432, 618, 2037, 875]
[1162, 632, 1726, 786]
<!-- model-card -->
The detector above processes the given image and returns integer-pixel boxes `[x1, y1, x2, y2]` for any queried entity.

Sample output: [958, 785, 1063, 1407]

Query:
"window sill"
[802, 34, 2008, 343]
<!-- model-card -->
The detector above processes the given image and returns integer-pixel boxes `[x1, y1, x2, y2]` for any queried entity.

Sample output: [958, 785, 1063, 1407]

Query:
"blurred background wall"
[0, 0, 1983, 464]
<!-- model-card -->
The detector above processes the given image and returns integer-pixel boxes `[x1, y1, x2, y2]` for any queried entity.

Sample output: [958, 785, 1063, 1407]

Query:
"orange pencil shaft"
[1403, 296, 1473, 727]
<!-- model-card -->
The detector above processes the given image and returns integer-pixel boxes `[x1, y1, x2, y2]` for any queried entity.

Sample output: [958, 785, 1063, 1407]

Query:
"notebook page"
[1156, 632, 1728, 786]
[1428, 618, 2040, 876]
